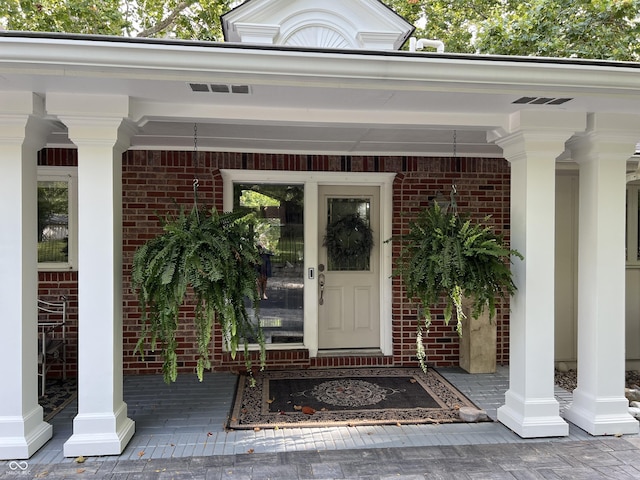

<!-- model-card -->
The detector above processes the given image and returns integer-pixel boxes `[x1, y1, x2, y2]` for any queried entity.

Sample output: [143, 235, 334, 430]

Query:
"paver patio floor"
[19, 367, 630, 465]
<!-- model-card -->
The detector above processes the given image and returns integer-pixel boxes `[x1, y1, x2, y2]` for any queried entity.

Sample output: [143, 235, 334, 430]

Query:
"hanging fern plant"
[393, 202, 523, 371]
[131, 206, 265, 383]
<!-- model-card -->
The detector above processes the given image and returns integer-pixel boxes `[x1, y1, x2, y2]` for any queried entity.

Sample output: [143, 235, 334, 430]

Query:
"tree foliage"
[384, 0, 640, 61]
[37, 181, 68, 242]
[476, 0, 640, 61]
[1, 0, 123, 35]
[0, 0, 233, 40]
[385, 0, 498, 54]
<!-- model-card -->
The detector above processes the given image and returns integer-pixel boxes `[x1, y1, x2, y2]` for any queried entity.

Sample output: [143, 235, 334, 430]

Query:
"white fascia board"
[1, 36, 640, 96]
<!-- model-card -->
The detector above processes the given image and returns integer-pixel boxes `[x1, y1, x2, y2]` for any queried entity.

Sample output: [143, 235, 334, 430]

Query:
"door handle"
[318, 273, 325, 305]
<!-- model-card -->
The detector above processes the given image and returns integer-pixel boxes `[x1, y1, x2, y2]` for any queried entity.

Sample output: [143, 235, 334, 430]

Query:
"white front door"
[318, 185, 380, 349]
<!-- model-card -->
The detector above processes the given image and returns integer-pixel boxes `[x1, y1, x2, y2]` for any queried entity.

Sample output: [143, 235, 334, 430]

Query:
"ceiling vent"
[210, 84, 230, 93]
[231, 85, 250, 94]
[513, 96, 573, 105]
[188, 83, 251, 94]
[189, 83, 210, 92]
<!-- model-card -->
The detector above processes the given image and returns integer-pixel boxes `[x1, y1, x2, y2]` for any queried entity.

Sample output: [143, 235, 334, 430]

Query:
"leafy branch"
[136, 0, 195, 37]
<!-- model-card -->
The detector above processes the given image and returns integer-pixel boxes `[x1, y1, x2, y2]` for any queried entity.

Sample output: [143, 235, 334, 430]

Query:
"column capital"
[0, 93, 49, 151]
[0, 116, 50, 152]
[490, 111, 587, 163]
[47, 93, 134, 153]
[58, 117, 136, 155]
[568, 113, 640, 163]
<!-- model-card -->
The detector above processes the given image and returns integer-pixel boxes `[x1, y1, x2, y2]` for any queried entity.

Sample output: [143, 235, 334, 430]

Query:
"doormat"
[228, 368, 488, 429]
[41, 378, 77, 422]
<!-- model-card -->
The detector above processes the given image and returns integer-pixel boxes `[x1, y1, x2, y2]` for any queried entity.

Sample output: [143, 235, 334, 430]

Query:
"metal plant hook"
[450, 183, 458, 216]
[451, 130, 458, 216]
[453, 129, 457, 160]
[192, 123, 200, 220]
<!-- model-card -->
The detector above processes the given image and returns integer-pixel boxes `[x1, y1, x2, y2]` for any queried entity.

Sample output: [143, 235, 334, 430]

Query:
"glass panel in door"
[326, 198, 371, 271]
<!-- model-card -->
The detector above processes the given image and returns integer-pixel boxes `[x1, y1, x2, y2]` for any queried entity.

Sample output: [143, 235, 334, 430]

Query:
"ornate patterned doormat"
[228, 368, 488, 429]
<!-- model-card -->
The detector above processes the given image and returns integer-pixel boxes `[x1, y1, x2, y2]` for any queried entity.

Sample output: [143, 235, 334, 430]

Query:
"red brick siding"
[37, 148, 511, 376]
[37, 148, 77, 167]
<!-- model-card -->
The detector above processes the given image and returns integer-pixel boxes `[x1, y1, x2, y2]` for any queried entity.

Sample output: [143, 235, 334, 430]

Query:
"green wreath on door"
[323, 213, 374, 264]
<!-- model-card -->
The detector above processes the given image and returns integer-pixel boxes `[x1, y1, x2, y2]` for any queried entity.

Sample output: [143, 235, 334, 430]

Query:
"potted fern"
[394, 202, 522, 372]
[131, 206, 265, 383]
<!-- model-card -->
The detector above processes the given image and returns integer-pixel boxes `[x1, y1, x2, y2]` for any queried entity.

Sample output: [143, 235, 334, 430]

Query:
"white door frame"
[221, 170, 395, 357]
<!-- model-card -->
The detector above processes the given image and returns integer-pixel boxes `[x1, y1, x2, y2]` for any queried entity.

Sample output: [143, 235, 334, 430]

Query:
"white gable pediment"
[222, 0, 414, 50]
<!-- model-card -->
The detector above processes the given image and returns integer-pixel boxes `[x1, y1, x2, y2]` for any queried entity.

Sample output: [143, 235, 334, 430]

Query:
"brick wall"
[37, 271, 78, 378]
[38, 148, 511, 377]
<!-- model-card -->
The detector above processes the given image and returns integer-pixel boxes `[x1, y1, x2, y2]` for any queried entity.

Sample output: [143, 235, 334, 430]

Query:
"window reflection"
[234, 183, 304, 344]
[38, 180, 69, 263]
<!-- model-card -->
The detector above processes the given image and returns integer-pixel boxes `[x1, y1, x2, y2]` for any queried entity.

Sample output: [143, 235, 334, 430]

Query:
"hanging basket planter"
[131, 206, 265, 383]
[391, 201, 522, 371]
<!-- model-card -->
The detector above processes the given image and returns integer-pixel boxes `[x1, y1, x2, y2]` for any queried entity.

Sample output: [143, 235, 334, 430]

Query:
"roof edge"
[1, 30, 638, 70]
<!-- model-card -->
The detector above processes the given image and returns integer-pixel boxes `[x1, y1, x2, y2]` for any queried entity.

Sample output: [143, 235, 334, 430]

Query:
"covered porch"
[1, 29, 640, 459]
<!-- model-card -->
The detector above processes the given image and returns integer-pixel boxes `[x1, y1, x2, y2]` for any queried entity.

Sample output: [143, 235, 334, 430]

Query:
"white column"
[47, 94, 135, 456]
[564, 113, 640, 436]
[493, 111, 586, 438]
[0, 93, 53, 459]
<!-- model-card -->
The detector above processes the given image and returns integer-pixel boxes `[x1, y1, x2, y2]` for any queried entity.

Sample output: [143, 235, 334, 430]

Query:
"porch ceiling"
[2, 33, 640, 158]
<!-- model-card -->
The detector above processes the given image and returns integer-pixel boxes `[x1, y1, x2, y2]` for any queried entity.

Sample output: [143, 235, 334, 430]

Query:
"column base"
[63, 403, 135, 457]
[497, 390, 569, 438]
[564, 389, 639, 436]
[0, 406, 52, 460]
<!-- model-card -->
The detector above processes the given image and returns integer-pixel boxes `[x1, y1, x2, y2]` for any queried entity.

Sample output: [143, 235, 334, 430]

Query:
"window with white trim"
[627, 183, 640, 266]
[37, 167, 77, 270]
